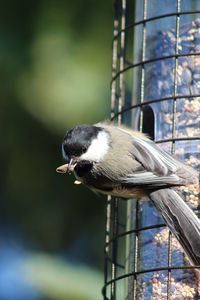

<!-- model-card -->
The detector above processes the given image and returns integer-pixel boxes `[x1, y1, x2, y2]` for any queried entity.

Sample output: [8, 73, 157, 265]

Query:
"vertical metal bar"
[172, 0, 181, 152]
[112, 0, 126, 295]
[111, 0, 120, 121]
[111, 198, 119, 300]
[118, 0, 126, 125]
[104, 195, 112, 300]
[133, 200, 139, 300]
[139, 0, 147, 132]
[167, 1, 181, 299]
[133, 1, 148, 299]
[104, 1, 119, 299]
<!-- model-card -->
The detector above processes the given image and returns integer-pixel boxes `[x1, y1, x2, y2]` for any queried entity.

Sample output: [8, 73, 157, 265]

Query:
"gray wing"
[123, 135, 198, 187]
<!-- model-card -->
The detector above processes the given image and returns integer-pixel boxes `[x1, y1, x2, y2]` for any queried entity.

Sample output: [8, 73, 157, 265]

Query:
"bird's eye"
[82, 146, 87, 153]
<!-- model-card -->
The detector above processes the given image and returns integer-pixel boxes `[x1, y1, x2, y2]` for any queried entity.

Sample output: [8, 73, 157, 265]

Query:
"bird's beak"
[56, 159, 77, 174]
[67, 158, 77, 173]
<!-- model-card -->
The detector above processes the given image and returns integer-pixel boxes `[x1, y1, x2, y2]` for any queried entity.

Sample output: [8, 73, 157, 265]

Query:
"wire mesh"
[103, 0, 200, 299]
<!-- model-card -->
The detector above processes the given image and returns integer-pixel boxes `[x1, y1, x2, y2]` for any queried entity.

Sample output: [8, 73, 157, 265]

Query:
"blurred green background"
[0, 0, 113, 299]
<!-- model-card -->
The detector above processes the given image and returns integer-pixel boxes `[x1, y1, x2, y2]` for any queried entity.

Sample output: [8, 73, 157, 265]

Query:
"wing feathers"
[124, 132, 198, 187]
[124, 172, 180, 186]
[132, 137, 177, 175]
[98, 123, 198, 187]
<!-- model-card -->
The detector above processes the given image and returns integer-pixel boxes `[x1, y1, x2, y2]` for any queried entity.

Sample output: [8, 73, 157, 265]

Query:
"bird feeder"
[103, 0, 200, 299]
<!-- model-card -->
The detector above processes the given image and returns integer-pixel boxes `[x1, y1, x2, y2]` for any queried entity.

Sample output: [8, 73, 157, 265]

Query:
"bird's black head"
[62, 124, 103, 161]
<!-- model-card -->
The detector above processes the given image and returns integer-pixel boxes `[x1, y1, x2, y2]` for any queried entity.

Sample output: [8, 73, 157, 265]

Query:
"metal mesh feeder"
[103, 0, 200, 299]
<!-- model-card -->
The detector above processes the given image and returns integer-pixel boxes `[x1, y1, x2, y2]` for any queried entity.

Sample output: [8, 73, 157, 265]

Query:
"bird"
[56, 122, 200, 265]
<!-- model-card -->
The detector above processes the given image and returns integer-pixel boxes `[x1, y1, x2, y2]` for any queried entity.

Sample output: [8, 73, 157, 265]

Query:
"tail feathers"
[150, 188, 200, 266]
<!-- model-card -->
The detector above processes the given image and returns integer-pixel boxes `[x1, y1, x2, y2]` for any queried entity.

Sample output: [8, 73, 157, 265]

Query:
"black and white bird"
[56, 122, 200, 265]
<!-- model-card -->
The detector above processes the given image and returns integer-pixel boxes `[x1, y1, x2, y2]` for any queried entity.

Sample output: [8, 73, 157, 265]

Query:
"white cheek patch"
[80, 131, 109, 162]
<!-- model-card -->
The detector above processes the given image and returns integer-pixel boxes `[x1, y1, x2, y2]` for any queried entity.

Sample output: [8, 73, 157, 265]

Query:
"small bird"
[56, 122, 200, 265]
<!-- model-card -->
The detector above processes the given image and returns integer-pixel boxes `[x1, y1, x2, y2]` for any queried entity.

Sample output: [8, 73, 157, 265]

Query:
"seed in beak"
[56, 160, 77, 174]
[56, 164, 69, 173]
